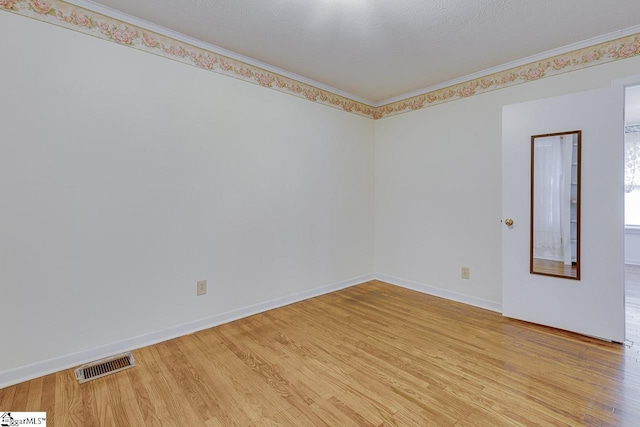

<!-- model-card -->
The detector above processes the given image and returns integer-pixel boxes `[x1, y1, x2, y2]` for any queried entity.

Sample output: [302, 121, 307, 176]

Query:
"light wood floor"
[2, 278, 640, 426]
[531, 258, 578, 278]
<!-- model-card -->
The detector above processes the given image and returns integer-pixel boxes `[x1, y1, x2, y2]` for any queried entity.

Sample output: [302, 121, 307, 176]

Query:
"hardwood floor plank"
[124, 357, 165, 427]
[182, 334, 281, 425]
[262, 310, 433, 421]
[10, 382, 30, 410]
[1, 277, 640, 426]
[214, 331, 331, 426]
[89, 375, 117, 427]
[24, 377, 43, 411]
[39, 374, 57, 422]
[54, 369, 84, 427]
[139, 344, 204, 427]
[148, 340, 231, 426]
[81, 376, 101, 427]
[108, 371, 147, 426]
[0, 384, 16, 410]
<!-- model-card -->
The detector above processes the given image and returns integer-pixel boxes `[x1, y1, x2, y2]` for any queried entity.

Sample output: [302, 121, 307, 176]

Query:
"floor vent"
[75, 352, 135, 384]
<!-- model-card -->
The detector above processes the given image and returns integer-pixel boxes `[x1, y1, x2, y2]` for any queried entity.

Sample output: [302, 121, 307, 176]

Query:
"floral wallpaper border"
[378, 34, 640, 119]
[2, 0, 640, 120]
[0, 0, 377, 118]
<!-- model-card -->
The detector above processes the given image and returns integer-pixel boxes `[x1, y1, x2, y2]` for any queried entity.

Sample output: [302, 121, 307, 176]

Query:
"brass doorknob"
[504, 218, 514, 226]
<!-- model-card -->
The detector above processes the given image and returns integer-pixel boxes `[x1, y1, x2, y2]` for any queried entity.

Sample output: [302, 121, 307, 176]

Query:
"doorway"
[624, 84, 640, 344]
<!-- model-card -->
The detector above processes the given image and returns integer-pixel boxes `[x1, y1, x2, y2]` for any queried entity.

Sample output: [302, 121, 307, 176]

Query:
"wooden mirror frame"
[530, 130, 581, 280]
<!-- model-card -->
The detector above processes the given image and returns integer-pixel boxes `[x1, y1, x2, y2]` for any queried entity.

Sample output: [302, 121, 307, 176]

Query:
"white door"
[502, 86, 625, 342]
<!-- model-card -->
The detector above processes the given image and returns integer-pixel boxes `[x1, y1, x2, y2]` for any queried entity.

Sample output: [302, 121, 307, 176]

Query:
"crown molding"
[72, 0, 640, 110]
[2, 1, 640, 119]
[66, 0, 374, 106]
[0, 0, 377, 117]
[376, 24, 640, 107]
[375, 31, 640, 119]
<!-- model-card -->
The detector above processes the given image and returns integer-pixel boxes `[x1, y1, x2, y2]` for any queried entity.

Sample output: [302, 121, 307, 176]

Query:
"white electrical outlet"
[461, 267, 470, 280]
[197, 280, 207, 296]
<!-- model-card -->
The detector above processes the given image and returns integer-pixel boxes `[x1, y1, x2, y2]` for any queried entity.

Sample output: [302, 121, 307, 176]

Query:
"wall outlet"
[197, 280, 207, 296]
[461, 267, 470, 280]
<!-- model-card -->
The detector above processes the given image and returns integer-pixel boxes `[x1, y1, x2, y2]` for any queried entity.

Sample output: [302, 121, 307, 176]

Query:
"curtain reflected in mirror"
[530, 131, 581, 279]
[625, 124, 640, 193]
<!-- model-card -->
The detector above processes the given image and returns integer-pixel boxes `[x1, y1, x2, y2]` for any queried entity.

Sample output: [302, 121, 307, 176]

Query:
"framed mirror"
[530, 130, 581, 279]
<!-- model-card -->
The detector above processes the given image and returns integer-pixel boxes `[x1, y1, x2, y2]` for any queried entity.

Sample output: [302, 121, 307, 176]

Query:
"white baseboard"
[0, 274, 373, 389]
[375, 273, 502, 313]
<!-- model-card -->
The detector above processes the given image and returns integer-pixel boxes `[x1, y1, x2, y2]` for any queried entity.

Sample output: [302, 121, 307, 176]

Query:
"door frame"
[616, 73, 640, 341]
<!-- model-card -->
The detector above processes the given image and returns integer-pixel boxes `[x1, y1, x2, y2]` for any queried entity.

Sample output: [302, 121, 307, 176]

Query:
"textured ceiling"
[85, 0, 640, 104]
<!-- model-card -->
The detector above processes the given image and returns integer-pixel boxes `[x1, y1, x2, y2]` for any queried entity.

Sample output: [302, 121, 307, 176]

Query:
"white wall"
[625, 228, 640, 265]
[375, 55, 640, 310]
[0, 12, 375, 383]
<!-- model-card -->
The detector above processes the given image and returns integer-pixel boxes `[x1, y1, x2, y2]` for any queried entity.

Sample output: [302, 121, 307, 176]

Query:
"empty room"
[1, 0, 640, 425]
